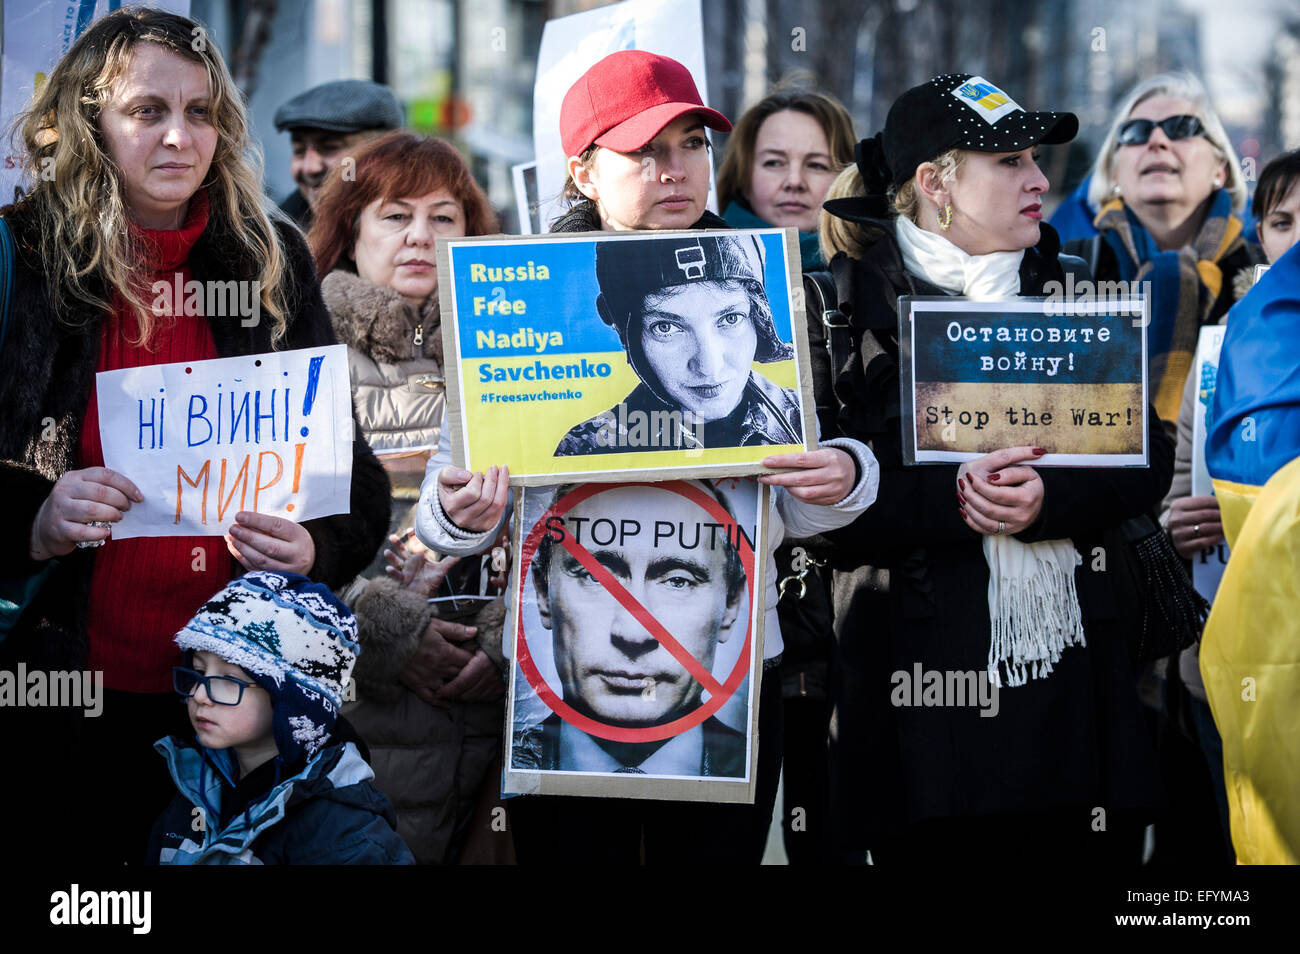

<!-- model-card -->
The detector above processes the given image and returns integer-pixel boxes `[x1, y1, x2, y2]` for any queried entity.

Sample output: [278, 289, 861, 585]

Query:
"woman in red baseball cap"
[552, 49, 730, 232]
[473, 49, 877, 866]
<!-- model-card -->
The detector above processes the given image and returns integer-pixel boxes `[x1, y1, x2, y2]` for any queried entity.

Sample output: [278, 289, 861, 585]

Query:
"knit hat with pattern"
[175, 571, 360, 765]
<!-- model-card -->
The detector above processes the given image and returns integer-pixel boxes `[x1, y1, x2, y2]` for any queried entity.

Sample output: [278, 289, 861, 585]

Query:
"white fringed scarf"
[895, 215, 1086, 687]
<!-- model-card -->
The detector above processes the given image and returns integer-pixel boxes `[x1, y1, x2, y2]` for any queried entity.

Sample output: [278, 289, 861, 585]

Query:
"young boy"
[149, 571, 414, 864]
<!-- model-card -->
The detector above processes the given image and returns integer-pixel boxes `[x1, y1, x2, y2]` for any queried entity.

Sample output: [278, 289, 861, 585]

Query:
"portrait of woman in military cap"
[554, 233, 804, 456]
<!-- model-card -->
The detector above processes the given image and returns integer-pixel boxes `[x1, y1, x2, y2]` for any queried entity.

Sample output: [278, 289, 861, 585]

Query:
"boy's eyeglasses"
[1117, 114, 1206, 146]
[173, 667, 259, 706]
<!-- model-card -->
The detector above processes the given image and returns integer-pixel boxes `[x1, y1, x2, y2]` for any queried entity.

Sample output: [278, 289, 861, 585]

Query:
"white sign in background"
[1, 1, 191, 203]
[531, 0, 714, 232]
[97, 346, 353, 538]
[1190, 325, 1228, 601]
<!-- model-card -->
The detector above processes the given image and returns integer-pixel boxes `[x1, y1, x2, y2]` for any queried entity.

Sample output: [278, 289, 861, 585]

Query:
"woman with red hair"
[310, 132, 507, 864]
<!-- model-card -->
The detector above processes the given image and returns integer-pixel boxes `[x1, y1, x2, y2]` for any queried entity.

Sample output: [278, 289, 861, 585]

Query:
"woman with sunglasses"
[1076, 72, 1261, 431]
[1076, 72, 1261, 866]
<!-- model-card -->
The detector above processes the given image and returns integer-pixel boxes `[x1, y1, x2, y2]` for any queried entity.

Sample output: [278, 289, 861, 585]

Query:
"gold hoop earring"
[938, 203, 953, 231]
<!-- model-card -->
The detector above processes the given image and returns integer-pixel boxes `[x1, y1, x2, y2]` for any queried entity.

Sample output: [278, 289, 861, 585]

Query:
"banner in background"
[1, 1, 191, 202]
[1190, 325, 1229, 600]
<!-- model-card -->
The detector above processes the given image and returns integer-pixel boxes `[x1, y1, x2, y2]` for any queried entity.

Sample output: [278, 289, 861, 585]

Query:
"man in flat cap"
[273, 79, 404, 227]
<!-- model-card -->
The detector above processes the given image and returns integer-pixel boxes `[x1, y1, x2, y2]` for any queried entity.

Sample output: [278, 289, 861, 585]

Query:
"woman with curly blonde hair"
[0, 6, 389, 864]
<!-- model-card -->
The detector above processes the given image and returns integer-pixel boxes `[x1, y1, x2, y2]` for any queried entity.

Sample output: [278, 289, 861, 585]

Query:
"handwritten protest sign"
[899, 297, 1149, 465]
[1191, 325, 1229, 601]
[503, 478, 766, 802]
[438, 228, 815, 485]
[96, 346, 353, 539]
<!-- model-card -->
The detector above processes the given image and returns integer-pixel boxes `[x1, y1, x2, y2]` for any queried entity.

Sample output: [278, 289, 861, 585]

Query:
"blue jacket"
[1047, 175, 1099, 244]
[150, 735, 415, 865]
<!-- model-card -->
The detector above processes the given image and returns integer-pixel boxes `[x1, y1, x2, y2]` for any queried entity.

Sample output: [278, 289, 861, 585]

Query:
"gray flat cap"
[273, 79, 403, 134]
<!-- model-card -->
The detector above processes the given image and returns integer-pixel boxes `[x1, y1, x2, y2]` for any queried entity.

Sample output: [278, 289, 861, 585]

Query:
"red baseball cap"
[560, 50, 731, 158]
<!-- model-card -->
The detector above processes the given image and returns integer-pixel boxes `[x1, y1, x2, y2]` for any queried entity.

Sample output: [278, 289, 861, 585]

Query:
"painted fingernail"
[988, 473, 1000, 482]
[957, 477, 965, 489]
[958, 508, 967, 519]
[1032, 447, 1047, 456]
[958, 493, 967, 504]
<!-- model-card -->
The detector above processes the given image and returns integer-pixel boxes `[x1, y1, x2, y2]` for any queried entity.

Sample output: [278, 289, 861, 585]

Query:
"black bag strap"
[803, 255, 858, 404]
[0, 217, 14, 356]
[1063, 234, 1103, 280]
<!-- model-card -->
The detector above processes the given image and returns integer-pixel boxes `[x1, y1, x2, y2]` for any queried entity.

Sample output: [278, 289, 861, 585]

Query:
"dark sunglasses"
[173, 666, 260, 706]
[1117, 114, 1206, 146]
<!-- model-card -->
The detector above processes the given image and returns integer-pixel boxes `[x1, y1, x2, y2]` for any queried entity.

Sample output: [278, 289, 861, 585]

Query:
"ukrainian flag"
[1202, 239, 1300, 864]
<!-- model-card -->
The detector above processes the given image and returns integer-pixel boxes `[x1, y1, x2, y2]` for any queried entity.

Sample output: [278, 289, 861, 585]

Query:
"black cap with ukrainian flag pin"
[865, 73, 1078, 194]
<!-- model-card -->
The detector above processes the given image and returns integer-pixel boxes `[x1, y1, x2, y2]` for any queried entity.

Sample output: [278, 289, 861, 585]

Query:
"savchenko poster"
[503, 478, 766, 802]
[437, 228, 816, 485]
[899, 296, 1149, 465]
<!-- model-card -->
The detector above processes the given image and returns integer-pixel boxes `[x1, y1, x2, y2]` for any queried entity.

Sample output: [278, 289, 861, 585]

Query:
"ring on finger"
[76, 520, 112, 549]
[997, 520, 1006, 534]
[1193, 524, 1200, 535]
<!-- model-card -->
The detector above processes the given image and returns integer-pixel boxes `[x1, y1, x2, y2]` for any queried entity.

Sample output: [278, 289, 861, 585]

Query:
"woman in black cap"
[818, 74, 1173, 863]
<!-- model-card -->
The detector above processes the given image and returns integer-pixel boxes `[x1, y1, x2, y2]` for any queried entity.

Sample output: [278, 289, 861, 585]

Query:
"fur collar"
[321, 269, 443, 366]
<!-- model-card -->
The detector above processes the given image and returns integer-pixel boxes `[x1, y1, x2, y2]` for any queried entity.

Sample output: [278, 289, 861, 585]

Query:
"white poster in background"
[1190, 325, 1229, 601]
[531, 0, 712, 232]
[511, 160, 539, 235]
[96, 346, 353, 539]
[0, 1, 191, 202]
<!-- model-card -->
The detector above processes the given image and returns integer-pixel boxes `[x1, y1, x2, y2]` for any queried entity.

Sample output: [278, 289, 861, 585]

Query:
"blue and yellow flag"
[1202, 240, 1300, 864]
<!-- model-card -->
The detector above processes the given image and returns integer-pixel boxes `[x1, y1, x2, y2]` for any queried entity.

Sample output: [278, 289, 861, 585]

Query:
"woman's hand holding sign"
[438, 464, 510, 532]
[957, 446, 1046, 536]
[29, 467, 144, 560]
[224, 511, 315, 575]
[760, 448, 856, 505]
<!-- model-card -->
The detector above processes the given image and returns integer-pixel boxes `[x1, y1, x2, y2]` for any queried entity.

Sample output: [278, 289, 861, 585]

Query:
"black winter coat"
[819, 205, 1172, 845]
[0, 196, 390, 675]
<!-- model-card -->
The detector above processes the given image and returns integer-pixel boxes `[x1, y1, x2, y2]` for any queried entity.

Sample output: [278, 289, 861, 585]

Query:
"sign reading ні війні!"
[96, 346, 353, 538]
[899, 296, 1148, 466]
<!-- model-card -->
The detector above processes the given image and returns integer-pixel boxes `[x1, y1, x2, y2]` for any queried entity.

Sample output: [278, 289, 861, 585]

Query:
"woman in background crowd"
[310, 131, 511, 864]
[1076, 72, 1260, 430]
[717, 81, 857, 863]
[819, 73, 1172, 864]
[0, 7, 388, 863]
[1078, 71, 1262, 865]
[716, 83, 856, 268]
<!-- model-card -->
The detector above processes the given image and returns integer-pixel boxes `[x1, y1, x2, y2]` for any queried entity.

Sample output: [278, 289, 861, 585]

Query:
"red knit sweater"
[78, 191, 239, 693]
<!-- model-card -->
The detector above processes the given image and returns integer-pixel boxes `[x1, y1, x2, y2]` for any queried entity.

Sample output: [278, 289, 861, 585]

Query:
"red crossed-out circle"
[515, 480, 755, 743]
